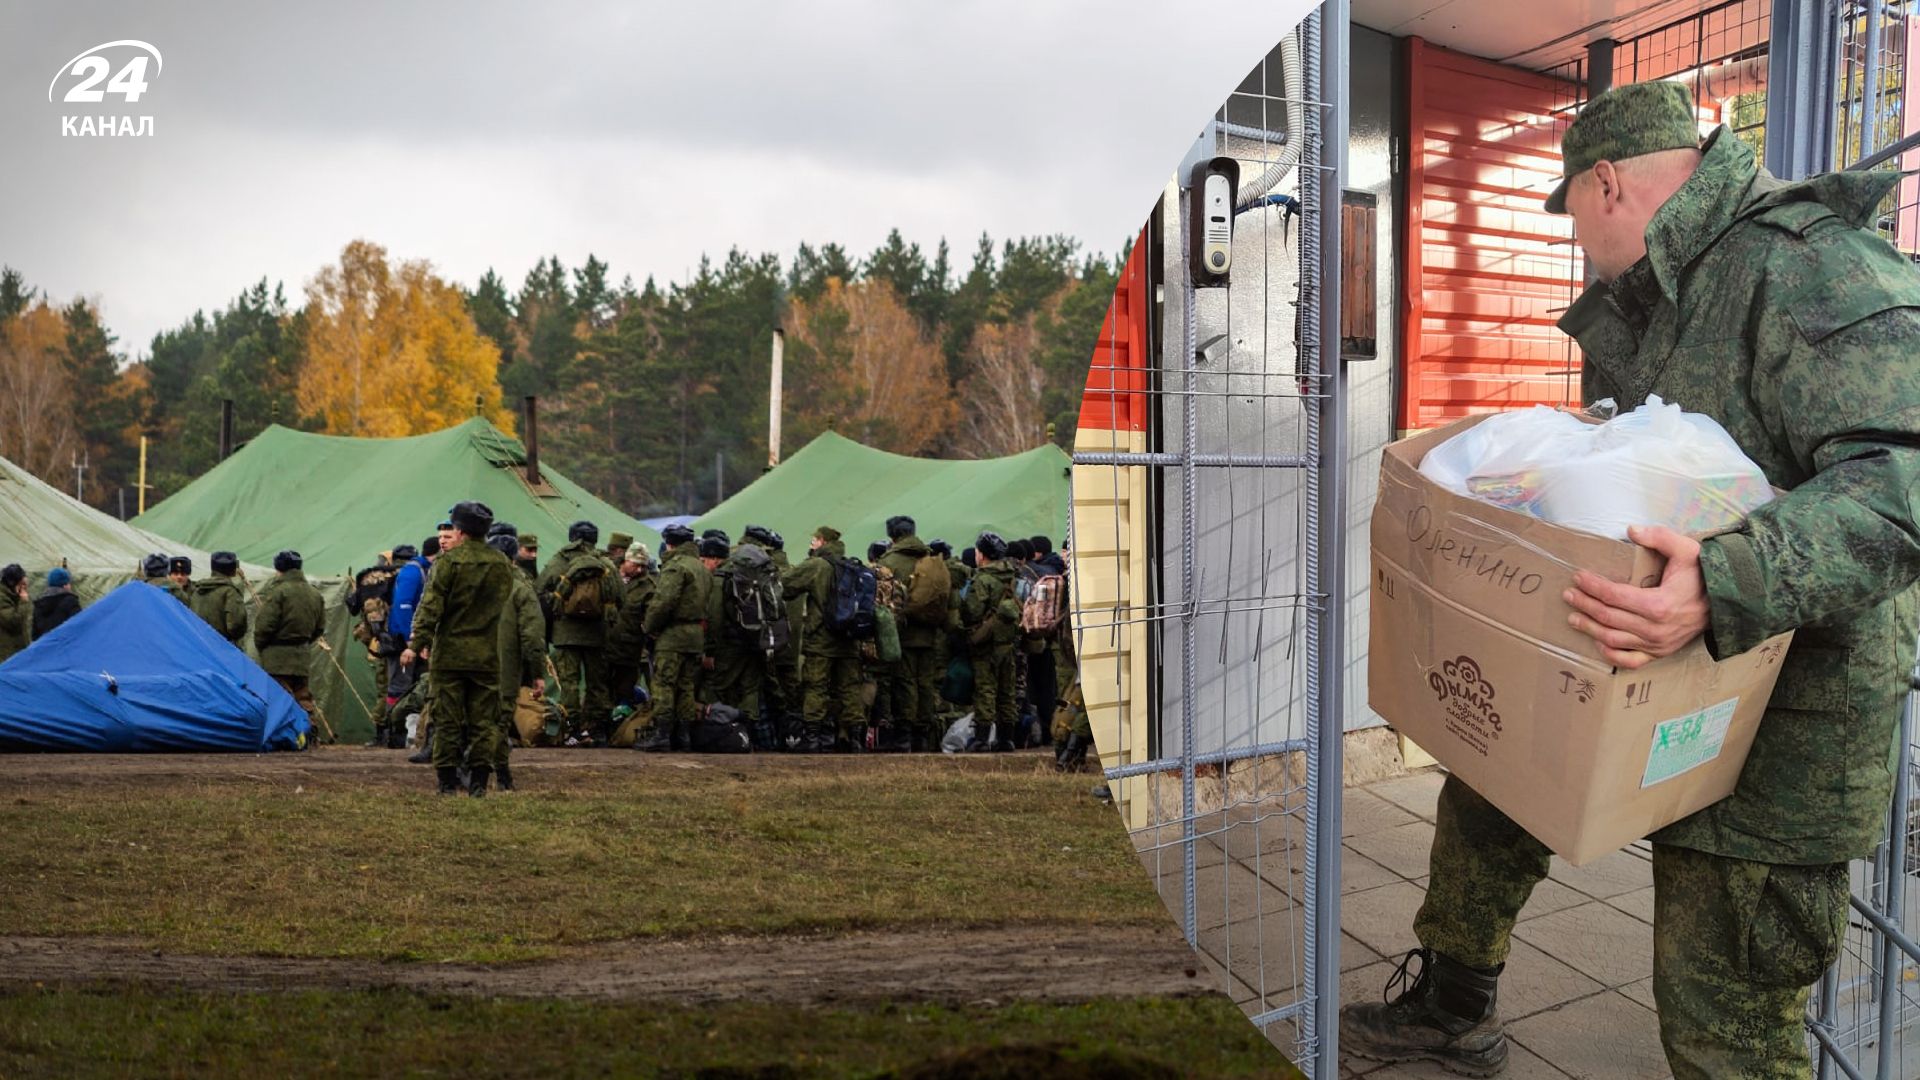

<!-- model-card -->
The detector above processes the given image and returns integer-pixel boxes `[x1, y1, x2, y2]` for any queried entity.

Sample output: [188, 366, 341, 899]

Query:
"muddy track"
[0, 925, 1208, 1006]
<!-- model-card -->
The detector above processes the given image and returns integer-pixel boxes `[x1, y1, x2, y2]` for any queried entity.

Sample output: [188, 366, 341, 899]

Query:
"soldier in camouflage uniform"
[748, 526, 804, 747]
[536, 520, 622, 743]
[486, 523, 545, 793]
[0, 564, 29, 663]
[609, 546, 655, 710]
[602, 532, 633, 568]
[1342, 82, 1920, 1079]
[254, 550, 327, 742]
[141, 553, 188, 603]
[514, 534, 541, 581]
[405, 502, 515, 796]
[959, 532, 1021, 752]
[189, 551, 251, 646]
[638, 524, 711, 751]
[782, 525, 865, 752]
[878, 516, 945, 752]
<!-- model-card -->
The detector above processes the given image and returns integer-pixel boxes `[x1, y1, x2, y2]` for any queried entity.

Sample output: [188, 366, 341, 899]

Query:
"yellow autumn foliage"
[298, 240, 513, 437]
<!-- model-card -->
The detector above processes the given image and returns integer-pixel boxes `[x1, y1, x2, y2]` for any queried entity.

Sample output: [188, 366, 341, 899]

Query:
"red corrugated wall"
[1078, 226, 1154, 433]
[1400, 39, 1583, 431]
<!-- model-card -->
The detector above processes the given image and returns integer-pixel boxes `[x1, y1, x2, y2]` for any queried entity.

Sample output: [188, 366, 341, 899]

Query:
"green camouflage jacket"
[1560, 127, 1920, 864]
[253, 570, 325, 678]
[498, 571, 546, 697]
[780, 540, 854, 658]
[410, 539, 515, 674]
[644, 543, 710, 654]
[0, 589, 28, 662]
[878, 535, 938, 649]
[188, 576, 250, 644]
[535, 539, 622, 649]
[960, 560, 1021, 649]
[608, 569, 655, 667]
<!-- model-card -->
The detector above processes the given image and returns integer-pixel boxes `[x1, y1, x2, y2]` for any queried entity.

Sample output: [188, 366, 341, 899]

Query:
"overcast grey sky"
[0, 1, 1313, 357]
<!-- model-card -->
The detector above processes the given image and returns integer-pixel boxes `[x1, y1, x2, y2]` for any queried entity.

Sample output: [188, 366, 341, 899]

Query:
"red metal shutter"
[1400, 38, 1584, 432]
[1079, 227, 1153, 434]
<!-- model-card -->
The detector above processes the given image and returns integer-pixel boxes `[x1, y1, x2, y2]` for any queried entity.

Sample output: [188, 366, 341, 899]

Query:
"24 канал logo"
[49, 40, 162, 138]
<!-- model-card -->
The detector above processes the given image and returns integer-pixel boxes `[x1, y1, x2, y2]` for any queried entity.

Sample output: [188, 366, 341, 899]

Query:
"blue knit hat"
[47, 567, 72, 587]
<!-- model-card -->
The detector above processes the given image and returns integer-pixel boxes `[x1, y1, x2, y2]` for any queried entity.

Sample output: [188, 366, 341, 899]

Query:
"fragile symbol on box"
[1642, 697, 1738, 788]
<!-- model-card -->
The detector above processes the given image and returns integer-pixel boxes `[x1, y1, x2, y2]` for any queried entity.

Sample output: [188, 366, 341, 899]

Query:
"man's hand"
[701, 655, 715, 671]
[1563, 525, 1711, 670]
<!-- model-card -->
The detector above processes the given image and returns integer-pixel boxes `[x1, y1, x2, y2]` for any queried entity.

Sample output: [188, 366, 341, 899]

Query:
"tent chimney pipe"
[219, 399, 235, 461]
[474, 393, 484, 417]
[524, 396, 542, 486]
[768, 328, 784, 467]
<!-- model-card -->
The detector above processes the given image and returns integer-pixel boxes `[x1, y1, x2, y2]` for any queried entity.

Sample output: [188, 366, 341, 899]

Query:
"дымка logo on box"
[48, 40, 162, 138]
[1429, 654, 1502, 756]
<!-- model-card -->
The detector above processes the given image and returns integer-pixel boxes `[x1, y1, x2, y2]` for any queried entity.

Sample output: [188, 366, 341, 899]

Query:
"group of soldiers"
[342, 505, 1087, 796]
[0, 550, 336, 736]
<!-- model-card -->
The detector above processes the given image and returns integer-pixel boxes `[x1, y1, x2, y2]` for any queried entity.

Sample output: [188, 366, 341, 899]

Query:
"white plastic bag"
[941, 713, 977, 754]
[1420, 396, 1773, 540]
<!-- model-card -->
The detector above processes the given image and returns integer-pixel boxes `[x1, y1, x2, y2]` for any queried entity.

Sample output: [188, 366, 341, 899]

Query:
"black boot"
[967, 720, 993, 753]
[408, 733, 433, 765]
[633, 722, 672, 753]
[435, 766, 460, 795]
[466, 765, 490, 798]
[1056, 732, 1091, 772]
[386, 724, 406, 750]
[1341, 949, 1507, 1077]
[669, 721, 689, 752]
[365, 724, 388, 748]
[495, 761, 515, 793]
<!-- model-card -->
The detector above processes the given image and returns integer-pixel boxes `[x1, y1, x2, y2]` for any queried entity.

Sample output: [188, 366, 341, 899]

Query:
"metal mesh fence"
[1069, 4, 1349, 1074]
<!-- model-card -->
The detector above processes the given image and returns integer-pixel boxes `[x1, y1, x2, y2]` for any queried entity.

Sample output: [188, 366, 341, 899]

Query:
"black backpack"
[726, 546, 790, 654]
[347, 565, 396, 617]
[690, 703, 753, 754]
[822, 555, 878, 640]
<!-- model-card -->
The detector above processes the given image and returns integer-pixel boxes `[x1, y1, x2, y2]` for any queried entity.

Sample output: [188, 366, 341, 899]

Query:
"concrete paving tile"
[1149, 856, 1285, 933]
[1605, 885, 1656, 926]
[1346, 820, 1439, 880]
[1508, 990, 1668, 1080]
[1548, 849, 1653, 901]
[1342, 930, 1385, 972]
[1618, 976, 1656, 1011]
[1498, 937, 1609, 1022]
[1365, 768, 1447, 822]
[1512, 901, 1654, 990]
[1345, 788, 1421, 838]
[1360, 1041, 1571, 1079]
[1193, 904, 1305, 1000]
[1517, 878, 1593, 923]
[1132, 817, 1228, 871]
[1339, 848, 1405, 895]
[1341, 880, 1427, 960]
[1339, 959, 1397, 1014]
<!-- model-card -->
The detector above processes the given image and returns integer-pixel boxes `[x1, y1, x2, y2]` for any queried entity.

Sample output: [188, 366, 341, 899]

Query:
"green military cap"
[518, 533, 540, 550]
[607, 532, 633, 550]
[814, 525, 841, 543]
[1545, 80, 1700, 214]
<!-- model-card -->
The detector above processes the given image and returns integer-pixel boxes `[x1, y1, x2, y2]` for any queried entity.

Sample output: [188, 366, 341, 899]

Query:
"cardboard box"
[1368, 414, 1792, 865]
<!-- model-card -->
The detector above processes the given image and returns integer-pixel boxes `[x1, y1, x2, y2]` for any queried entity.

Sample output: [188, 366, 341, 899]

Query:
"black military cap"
[390, 544, 418, 563]
[274, 550, 303, 572]
[486, 520, 519, 539]
[975, 531, 1008, 562]
[0, 563, 24, 589]
[928, 538, 952, 558]
[142, 553, 169, 578]
[867, 541, 888, 563]
[885, 515, 915, 540]
[661, 524, 696, 545]
[702, 528, 730, 545]
[211, 551, 240, 574]
[486, 533, 519, 560]
[569, 520, 599, 544]
[697, 536, 729, 559]
[169, 556, 192, 576]
[448, 501, 494, 537]
[743, 525, 777, 547]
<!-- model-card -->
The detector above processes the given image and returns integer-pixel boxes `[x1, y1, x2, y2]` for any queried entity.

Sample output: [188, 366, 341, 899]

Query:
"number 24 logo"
[47, 40, 163, 104]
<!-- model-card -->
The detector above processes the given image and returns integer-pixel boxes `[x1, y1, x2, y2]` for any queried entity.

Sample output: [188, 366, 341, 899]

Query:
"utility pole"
[70, 450, 88, 501]
[715, 450, 724, 508]
[768, 328, 785, 467]
[137, 436, 150, 515]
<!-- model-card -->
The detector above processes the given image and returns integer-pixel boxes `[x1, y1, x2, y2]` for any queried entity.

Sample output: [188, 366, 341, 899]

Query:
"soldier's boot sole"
[1340, 1004, 1508, 1078]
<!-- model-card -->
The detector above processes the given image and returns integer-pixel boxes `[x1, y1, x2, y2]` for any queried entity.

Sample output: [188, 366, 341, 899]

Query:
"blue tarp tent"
[0, 582, 309, 752]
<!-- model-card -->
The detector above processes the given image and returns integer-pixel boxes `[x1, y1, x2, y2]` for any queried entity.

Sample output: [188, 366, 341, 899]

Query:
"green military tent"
[693, 431, 1071, 555]
[0, 452, 370, 742]
[135, 417, 660, 576]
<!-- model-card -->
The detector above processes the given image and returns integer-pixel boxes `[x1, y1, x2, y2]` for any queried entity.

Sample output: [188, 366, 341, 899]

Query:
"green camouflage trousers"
[802, 653, 864, 739]
[1415, 775, 1846, 1079]
[429, 670, 501, 770]
[653, 649, 700, 730]
[552, 645, 609, 735]
[888, 645, 941, 741]
[969, 645, 1016, 733]
[706, 646, 765, 721]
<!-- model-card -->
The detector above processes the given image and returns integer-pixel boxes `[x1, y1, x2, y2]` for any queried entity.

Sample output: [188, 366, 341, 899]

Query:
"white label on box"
[1641, 697, 1739, 788]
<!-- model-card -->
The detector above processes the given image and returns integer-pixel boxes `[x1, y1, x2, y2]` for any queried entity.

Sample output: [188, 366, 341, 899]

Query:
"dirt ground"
[0, 925, 1205, 1006]
[0, 748, 1199, 1008]
[1, 744, 1069, 794]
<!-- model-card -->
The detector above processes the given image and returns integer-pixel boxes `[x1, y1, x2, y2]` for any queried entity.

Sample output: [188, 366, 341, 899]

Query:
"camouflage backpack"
[556, 557, 609, 619]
